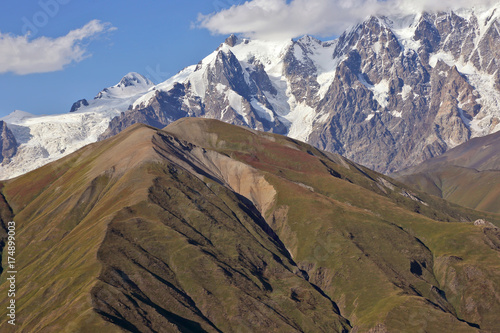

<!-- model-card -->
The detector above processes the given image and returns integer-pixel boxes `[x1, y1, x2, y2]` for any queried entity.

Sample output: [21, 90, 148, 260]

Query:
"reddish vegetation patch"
[234, 139, 325, 176]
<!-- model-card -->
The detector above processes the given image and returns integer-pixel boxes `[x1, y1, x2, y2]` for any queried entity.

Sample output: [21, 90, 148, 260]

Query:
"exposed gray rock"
[0, 121, 17, 164]
[225, 34, 238, 47]
[70, 99, 89, 112]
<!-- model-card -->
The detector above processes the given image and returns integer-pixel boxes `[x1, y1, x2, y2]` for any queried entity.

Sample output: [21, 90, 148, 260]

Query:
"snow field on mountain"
[0, 109, 120, 179]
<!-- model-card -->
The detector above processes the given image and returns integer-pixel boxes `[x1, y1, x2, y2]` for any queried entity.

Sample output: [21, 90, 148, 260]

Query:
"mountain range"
[2, 4, 500, 179]
[1, 118, 499, 332]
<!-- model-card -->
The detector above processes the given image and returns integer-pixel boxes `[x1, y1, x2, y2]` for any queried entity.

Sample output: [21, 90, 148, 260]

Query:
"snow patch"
[189, 67, 209, 100]
[293, 44, 306, 61]
[373, 80, 390, 108]
[392, 23, 421, 52]
[391, 110, 403, 118]
[372, 41, 382, 54]
[359, 76, 390, 109]
[216, 83, 227, 94]
[285, 101, 316, 142]
[250, 99, 274, 122]
[310, 43, 343, 99]
[400, 85, 412, 101]
[227, 90, 245, 117]
[229, 39, 292, 78]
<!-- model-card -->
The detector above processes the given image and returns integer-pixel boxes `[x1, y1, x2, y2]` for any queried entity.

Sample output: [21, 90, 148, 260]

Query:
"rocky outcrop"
[0, 121, 17, 164]
[99, 84, 189, 139]
[70, 99, 89, 112]
[100, 47, 287, 140]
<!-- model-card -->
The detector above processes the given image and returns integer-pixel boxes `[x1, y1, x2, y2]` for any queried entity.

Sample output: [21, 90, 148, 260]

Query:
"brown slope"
[395, 131, 500, 173]
[393, 131, 500, 213]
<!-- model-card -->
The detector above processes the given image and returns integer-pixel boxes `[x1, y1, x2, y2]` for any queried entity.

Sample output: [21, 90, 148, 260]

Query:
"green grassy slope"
[397, 167, 500, 214]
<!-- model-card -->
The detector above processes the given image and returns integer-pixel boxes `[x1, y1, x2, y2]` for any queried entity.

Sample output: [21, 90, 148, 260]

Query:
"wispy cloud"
[198, 0, 498, 40]
[0, 20, 116, 75]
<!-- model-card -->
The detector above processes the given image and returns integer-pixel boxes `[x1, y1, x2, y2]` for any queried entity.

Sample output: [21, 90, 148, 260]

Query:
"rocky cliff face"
[308, 14, 486, 172]
[0, 121, 17, 164]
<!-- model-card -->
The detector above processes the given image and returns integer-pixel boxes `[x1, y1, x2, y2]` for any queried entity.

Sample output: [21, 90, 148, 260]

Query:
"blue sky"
[0, 0, 487, 118]
[0, 0, 244, 117]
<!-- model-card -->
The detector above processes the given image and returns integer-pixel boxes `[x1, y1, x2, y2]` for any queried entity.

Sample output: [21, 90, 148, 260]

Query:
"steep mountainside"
[3, 5, 500, 179]
[393, 131, 500, 213]
[99, 5, 500, 173]
[1, 118, 499, 332]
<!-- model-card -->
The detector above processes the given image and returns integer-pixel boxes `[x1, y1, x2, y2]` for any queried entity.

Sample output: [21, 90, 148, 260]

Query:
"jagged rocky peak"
[296, 35, 323, 48]
[225, 34, 239, 47]
[69, 99, 89, 113]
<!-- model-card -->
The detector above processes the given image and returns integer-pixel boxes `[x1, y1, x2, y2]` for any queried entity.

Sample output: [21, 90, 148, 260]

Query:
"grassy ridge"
[0, 118, 498, 332]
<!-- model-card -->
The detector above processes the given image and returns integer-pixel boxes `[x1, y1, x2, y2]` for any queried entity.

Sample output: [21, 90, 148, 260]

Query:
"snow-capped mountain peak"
[118, 72, 153, 88]
[0, 110, 36, 124]
[95, 72, 154, 99]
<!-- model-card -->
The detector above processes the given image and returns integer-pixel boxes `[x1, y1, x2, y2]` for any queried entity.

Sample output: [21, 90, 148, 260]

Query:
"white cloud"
[0, 20, 116, 75]
[198, 0, 498, 40]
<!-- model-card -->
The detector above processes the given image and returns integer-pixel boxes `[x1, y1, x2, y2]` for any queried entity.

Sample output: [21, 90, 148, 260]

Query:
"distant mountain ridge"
[393, 130, 500, 213]
[2, 4, 500, 179]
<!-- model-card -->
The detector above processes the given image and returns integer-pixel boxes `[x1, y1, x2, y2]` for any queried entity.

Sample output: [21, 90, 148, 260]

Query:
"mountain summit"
[98, 6, 500, 174]
[0, 72, 154, 180]
[95, 72, 154, 99]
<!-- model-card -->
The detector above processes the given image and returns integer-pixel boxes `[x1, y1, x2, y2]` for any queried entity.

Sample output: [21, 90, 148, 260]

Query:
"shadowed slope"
[166, 118, 500, 332]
